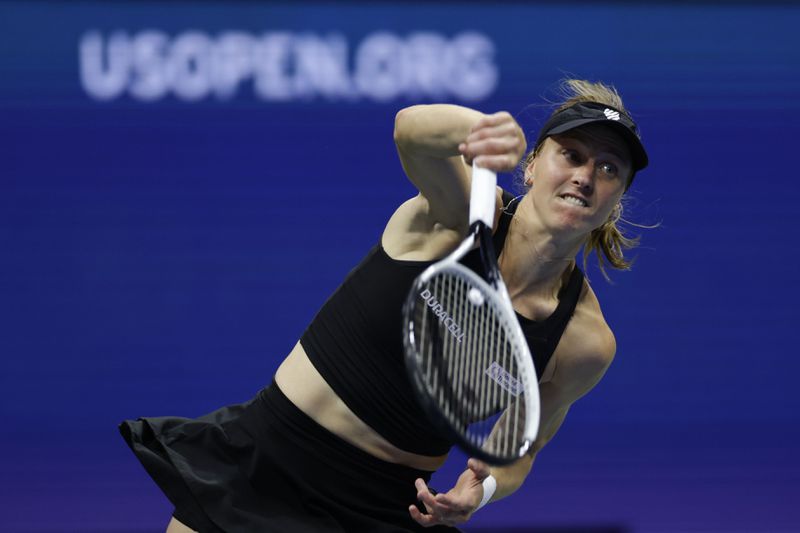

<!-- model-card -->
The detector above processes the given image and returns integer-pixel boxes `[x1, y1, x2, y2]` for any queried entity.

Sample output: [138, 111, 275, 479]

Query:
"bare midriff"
[274, 342, 449, 472]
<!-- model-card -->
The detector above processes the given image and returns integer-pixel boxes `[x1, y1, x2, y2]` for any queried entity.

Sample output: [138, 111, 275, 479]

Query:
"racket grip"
[469, 164, 497, 227]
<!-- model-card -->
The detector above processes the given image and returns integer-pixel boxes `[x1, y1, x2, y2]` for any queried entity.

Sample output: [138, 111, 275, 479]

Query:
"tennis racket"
[403, 164, 540, 465]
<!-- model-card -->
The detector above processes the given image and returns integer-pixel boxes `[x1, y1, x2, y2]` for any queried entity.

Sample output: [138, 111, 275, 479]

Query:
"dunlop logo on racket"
[485, 362, 525, 397]
[419, 288, 468, 342]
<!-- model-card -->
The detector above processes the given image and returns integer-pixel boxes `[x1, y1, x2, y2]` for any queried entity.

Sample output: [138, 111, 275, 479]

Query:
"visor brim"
[545, 118, 649, 172]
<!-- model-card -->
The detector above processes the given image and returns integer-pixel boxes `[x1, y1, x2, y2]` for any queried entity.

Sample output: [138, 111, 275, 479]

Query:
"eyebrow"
[555, 133, 630, 165]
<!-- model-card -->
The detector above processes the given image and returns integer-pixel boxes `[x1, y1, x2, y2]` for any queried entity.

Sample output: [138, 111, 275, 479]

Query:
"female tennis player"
[120, 79, 649, 532]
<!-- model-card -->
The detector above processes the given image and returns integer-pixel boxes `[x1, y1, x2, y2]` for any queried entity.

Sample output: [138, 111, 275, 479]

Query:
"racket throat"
[471, 222, 501, 286]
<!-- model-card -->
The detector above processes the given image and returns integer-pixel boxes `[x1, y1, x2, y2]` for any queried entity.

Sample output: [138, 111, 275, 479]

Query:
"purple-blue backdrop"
[1, 2, 798, 532]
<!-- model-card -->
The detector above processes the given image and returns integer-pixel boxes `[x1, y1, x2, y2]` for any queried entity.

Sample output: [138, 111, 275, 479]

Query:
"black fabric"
[460, 192, 585, 381]
[301, 243, 454, 456]
[301, 189, 584, 457]
[120, 382, 457, 533]
[515, 266, 584, 375]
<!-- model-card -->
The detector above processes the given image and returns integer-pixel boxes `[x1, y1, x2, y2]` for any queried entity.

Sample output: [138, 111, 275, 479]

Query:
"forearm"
[394, 104, 484, 158]
[480, 401, 569, 504]
[486, 453, 535, 503]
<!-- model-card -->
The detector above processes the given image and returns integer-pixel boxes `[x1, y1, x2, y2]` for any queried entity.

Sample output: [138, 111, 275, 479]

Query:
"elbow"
[393, 105, 426, 149]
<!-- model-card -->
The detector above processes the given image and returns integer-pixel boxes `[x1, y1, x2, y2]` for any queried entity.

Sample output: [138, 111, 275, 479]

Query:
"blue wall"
[1, 2, 798, 531]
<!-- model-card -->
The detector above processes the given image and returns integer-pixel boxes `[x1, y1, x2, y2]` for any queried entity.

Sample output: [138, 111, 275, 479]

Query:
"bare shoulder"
[381, 187, 505, 262]
[547, 278, 616, 397]
[570, 279, 617, 365]
[381, 194, 463, 261]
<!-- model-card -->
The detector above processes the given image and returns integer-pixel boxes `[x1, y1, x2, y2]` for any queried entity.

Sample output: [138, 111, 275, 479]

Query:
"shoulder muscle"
[549, 282, 616, 405]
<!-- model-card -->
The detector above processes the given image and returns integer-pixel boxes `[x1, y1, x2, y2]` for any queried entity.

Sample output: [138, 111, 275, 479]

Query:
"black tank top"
[300, 191, 585, 456]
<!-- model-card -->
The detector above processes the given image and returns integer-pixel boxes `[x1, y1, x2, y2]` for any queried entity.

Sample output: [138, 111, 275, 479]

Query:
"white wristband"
[476, 475, 496, 511]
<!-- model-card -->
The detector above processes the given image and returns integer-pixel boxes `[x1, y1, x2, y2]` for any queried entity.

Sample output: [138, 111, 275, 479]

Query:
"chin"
[551, 208, 593, 230]
[546, 216, 591, 237]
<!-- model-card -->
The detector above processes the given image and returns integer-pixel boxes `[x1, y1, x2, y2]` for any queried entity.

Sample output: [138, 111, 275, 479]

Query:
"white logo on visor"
[603, 108, 621, 121]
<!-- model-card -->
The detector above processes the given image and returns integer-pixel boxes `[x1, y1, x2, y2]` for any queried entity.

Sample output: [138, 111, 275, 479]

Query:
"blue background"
[1, 2, 799, 532]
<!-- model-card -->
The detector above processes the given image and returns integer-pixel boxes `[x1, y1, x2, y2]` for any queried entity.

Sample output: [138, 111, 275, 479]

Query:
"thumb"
[467, 458, 491, 480]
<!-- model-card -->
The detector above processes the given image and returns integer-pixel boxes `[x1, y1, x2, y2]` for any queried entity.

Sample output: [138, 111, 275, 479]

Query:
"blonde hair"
[523, 79, 645, 280]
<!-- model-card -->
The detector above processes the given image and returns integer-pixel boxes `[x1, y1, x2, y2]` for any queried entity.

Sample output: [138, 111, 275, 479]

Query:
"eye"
[561, 149, 581, 163]
[599, 161, 619, 176]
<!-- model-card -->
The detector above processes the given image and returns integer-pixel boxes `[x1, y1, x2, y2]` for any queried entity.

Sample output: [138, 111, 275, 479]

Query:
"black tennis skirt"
[119, 382, 457, 532]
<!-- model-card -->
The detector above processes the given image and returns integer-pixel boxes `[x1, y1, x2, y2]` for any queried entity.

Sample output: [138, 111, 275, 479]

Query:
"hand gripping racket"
[403, 164, 540, 465]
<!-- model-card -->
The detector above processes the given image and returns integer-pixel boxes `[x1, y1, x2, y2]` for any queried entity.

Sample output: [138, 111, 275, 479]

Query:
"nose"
[571, 163, 594, 193]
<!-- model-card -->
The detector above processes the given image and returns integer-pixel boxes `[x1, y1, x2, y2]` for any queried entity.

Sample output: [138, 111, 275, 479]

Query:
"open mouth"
[559, 194, 588, 208]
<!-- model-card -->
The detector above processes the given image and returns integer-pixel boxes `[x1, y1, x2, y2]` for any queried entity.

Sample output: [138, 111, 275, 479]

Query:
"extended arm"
[410, 327, 616, 527]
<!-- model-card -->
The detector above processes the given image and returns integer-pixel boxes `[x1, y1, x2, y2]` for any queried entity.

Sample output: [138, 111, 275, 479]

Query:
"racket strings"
[413, 272, 528, 459]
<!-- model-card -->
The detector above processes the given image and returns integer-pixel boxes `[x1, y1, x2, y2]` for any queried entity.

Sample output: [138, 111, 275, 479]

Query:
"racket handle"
[469, 164, 497, 228]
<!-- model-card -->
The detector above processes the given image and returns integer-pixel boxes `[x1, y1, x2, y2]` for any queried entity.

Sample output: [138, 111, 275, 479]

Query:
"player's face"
[526, 124, 632, 235]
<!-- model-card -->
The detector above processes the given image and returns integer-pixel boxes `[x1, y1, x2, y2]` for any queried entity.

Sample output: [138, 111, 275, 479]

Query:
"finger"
[410, 496, 454, 528]
[460, 141, 524, 172]
[467, 458, 491, 478]
[466, 120, 519, 143]
[408, 504, 438, 527]
[417, 489, 438, 513]
[472, 154, 521, 172]
[472, 111, 514, 130]
[465, 128, 520, 151]
[433, 492, 457, 510]
[436, 493, 474, 517]
[433, 492, 461, 511]
[462, 137, 522, 158]
[415, 479, 438, 511]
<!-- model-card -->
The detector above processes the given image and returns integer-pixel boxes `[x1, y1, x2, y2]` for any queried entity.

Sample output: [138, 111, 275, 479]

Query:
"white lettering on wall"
[79, 30, 498, 103]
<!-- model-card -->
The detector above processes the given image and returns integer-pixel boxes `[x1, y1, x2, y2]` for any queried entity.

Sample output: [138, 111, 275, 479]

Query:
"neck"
[499, 194, 585, 298]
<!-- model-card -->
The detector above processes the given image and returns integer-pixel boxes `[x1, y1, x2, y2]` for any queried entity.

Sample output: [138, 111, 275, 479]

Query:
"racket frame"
[403, 167, 540, 464]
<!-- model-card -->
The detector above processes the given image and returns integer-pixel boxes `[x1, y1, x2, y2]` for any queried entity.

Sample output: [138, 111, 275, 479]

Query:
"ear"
[524, 158, 536, 187]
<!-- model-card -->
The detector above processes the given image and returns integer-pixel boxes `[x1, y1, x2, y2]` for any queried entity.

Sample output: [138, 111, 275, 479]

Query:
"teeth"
[561, 195, 587, 207]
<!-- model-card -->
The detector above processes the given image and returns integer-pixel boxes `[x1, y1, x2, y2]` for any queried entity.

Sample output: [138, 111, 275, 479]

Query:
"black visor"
[534, 101, 649, 173]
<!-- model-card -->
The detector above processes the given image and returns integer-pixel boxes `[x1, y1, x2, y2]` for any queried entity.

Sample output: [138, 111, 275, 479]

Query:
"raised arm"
[393, 105, 482, 229]
[385, 105, 526, 260]
[392, 105, 526, 226]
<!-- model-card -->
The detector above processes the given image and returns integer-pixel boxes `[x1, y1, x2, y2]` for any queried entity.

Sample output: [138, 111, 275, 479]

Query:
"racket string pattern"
[408, 266, 534, 462]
